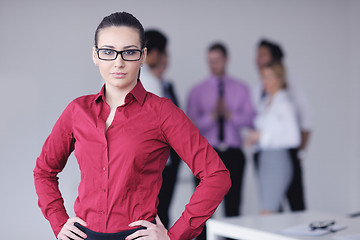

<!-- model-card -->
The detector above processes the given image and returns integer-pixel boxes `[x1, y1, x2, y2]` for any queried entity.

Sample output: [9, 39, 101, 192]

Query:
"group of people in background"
[142, 30, 312, 239]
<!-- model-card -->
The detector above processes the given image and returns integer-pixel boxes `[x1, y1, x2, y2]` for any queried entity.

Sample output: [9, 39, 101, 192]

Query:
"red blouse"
[34, 81, 231, 240]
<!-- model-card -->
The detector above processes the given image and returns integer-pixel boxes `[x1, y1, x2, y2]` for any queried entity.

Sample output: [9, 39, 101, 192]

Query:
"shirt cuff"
[48, 210, 70, 237]
[168, 216, 201, 240]
[259, 131, 271, 148]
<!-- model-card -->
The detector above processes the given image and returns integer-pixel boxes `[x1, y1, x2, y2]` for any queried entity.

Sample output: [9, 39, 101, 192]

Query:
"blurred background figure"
[246, 61, 300, 214]
[140, 29, 181, 228]
[252, 39, 312, 212]
[141, 30, 166, 96]
[187, 42, 254, 240]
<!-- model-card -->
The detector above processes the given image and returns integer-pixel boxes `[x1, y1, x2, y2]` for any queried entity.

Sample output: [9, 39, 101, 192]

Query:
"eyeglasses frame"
[95, 47, 143, 61]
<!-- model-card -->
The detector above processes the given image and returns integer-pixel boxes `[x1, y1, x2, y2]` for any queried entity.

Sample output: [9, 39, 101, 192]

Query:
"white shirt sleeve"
[140, 64, 163, 97]
[251, 81, 262, 112]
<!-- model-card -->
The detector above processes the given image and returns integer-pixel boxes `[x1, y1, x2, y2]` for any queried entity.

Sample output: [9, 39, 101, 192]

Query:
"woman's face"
[93, 26, 146, 91]
[261, 67, 282, 95]
[256, 46, 272, 69]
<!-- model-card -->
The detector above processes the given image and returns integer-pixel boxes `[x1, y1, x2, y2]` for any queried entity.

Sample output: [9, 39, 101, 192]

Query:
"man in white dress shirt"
[140, 29, 181, 229]
[140, 31, 164, 96]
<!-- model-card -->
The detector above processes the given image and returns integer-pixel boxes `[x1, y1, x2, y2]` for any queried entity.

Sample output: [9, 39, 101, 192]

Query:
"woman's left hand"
[245, 130, 260, 147]
[126, 215, 170, 240]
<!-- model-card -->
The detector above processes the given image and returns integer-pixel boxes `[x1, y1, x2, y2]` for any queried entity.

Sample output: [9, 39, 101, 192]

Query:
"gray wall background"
[0, 0, 359, 238]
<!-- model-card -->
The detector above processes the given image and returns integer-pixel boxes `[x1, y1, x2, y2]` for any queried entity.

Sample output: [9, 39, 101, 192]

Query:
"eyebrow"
[99, 45, 140, 50]
[123, 45, 140, 49]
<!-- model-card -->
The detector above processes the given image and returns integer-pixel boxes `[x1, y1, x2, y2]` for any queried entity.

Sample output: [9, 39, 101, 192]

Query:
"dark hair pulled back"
[94, 12, 145, 48]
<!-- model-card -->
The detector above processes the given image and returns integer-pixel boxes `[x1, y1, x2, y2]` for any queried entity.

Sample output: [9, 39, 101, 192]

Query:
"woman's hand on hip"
[57, 217, 88, 240]
[126, 215, 170, 240]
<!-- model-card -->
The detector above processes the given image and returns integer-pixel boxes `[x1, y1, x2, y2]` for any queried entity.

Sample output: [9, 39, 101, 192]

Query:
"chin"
[111, 79, 136, 90]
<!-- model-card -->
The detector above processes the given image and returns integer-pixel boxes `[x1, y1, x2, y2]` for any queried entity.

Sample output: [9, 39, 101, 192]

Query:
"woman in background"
[246, 61, 300, 214]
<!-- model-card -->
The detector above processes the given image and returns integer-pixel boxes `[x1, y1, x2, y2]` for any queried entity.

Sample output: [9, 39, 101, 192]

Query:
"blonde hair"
[261, 61, 287, 89]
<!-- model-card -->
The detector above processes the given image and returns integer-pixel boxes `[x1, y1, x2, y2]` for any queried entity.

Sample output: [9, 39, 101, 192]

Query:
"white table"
[206, 211, 360, 240]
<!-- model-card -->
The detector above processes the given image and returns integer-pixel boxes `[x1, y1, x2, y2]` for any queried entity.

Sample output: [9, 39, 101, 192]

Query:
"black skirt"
[71, 222, 148, 240]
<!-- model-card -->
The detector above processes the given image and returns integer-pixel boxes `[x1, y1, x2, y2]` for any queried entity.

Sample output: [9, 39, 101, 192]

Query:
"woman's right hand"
[57, 217, 88, 240]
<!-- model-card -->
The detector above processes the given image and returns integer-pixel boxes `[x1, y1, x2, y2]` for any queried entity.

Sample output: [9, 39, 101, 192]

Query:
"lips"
[112, 72, 126, 79]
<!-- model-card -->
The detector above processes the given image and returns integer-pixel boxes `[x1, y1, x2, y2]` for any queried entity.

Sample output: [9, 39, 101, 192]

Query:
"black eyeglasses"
[309, 220, 335, 230]
[96, 48, 143, 61]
